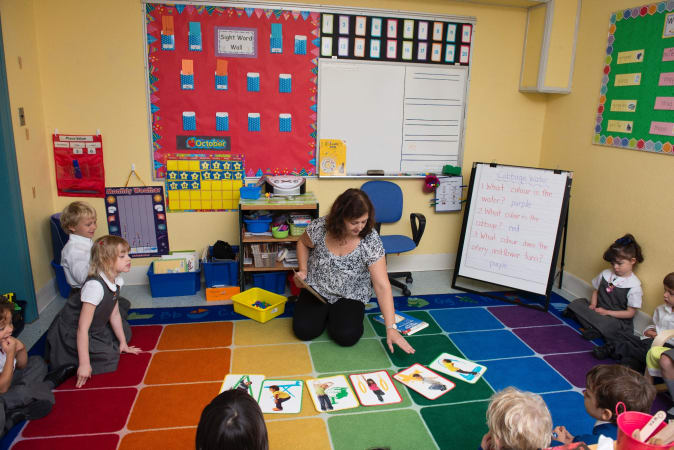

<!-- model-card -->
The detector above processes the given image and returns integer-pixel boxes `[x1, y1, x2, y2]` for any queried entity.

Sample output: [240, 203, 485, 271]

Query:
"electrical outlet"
[18, 107, 25, 126]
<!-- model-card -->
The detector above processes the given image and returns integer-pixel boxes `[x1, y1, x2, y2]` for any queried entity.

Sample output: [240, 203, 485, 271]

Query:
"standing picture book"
[348, 370, 402, 406]
[393, 364, 455, 400]
[258, 379, 304, 414]
[152, 258, 187, 274]
[306, 375, 359, 412]
[429, 352, 486, 384]
[220, 374, 265, 399]
[373, 312, 428, 336]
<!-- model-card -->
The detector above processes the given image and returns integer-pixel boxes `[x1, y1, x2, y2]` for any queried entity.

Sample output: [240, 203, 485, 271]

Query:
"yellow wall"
[540, 0, 673, 314]
[3, 0, 547, 296]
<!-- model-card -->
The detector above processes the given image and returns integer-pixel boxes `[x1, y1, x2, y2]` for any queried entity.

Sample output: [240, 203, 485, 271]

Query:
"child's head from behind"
[603, 234, 643, 277]
[60, 201, 97, 237]
[196, 389, 268, 450]
[486, 387, 552, 450]
[0, 296, 13, 341]
[663, 273, 674, 307]
[585, 364, 655, 423]
[89, 236, 131, 278]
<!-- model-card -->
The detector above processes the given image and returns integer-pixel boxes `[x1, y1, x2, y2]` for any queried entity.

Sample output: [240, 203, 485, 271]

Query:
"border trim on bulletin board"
[593, 2, 674, 155]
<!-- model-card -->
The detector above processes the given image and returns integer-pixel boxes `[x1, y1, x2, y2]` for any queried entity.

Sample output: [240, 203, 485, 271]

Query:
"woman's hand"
[386, 328, 415, 354]
[294, 270, 307, 282]
[76, 363, 92, 388]
[120, 344, 141, 355]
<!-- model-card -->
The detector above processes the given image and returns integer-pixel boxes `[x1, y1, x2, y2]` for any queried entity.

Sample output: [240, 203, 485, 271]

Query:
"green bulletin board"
[594, 2, 674, 154]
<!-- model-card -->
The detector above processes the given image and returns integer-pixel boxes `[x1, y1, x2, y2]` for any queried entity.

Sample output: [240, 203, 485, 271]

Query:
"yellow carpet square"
[231, 344, 312, 376]
[268, 418, 331, 450]
[235, 318, 297, 345]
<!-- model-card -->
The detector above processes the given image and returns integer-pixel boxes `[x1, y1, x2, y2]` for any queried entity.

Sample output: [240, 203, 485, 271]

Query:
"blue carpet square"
[431, 307, 504, 332]
[482, 357, 571, 393]
[450, 329, 533, 360]
[543, 391, 596, 442]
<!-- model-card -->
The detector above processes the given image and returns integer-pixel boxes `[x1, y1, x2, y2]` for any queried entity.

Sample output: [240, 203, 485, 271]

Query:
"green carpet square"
[421, 401, 490, 449]
[329, 409, 436, 450]
[385, 334, 462, 367]
[368, 310, 442, 337]
[310, 338, 392, 373]
[320, 370, 412, 414]
[314, 316, 375, 341]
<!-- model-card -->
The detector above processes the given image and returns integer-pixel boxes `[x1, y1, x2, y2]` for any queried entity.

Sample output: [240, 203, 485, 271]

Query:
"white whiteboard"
[456, 164, 571, 295]
[318, 59, 469, 176]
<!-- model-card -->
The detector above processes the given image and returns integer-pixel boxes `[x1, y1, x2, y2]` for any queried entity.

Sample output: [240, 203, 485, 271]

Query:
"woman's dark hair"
[603, 233, 643, 264]
[196, 389, 268, 450]
[325, 188, 375, 239]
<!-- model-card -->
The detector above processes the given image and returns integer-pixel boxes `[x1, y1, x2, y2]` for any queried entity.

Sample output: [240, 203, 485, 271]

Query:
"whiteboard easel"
[451, 163, 572, 311]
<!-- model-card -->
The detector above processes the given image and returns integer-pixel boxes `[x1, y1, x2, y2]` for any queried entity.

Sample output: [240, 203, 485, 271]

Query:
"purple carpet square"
[544, 352, 613, 388]
[652, 392, 673, 414]
[514, 325, 594, 354]
[488, 305, 561, 328]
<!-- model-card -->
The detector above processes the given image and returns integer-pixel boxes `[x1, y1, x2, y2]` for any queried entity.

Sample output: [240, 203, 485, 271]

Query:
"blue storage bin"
[147, 265, 201, 297]
[252, 271, 286, 295]
[203, 245, 239, 287]
[51, 260, 72, 298]
[240, 184, 261, 199]
[244, 217, 272, 233]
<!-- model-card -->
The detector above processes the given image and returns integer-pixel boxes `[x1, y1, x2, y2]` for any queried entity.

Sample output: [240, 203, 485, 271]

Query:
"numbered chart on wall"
[454, 163, 572, 296]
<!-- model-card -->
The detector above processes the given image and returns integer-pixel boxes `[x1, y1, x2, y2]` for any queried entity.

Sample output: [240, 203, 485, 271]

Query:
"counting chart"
[434, 176, 463, 212]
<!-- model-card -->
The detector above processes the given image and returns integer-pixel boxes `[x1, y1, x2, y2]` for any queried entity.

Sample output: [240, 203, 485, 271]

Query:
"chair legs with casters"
[389, 272, 412, 297]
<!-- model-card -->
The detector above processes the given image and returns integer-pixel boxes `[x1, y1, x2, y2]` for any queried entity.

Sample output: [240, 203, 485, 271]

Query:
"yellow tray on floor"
[231, 288, 287, 323]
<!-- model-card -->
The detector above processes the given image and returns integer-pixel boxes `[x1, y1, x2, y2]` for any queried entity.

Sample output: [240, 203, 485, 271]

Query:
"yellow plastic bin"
[231, 288, 288, 323]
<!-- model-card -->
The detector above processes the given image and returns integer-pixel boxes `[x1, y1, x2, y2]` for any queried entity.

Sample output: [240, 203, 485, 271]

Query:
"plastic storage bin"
[147, 264, 201, 297]
[240, 184, 261, 200]
[203, 246, 239, 287]
[252, 271, 286, 294]
[271, 225, 289, 239]
[288, 222, 308, 236]
[232, 287, 287, 323]
[244, 216, 272, 233]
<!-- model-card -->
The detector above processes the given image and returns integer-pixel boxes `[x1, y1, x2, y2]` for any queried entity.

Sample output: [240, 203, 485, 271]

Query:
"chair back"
[50, 213, 70, 262]
[361, 180, 403, 224]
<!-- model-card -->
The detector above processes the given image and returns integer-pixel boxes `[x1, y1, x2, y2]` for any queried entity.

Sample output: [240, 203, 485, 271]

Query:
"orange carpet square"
[144, 348, 231, 384]
[157, 322, 232, 350]
[120, 427, 197, 450]
[231, 343, 312, 376]
[127, 382, 220, 430]
[234, 317, 297, 345]
[267, 418, 331, 450]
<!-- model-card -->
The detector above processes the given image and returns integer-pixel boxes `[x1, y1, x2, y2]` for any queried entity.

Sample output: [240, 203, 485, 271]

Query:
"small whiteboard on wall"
[453, 163, 572, 298]
[318, 59, 469, 176]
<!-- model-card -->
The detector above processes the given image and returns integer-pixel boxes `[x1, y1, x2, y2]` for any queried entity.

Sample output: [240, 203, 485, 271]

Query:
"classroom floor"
[8, 278, 666, 450]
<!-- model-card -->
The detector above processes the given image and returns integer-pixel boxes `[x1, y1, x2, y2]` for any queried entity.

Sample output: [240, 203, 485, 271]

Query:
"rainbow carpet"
[3, 292, 670, 449]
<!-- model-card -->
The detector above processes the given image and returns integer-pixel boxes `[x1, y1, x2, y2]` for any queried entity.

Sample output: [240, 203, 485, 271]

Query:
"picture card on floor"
[307, 375, 359, 412]
[429, 352, 486, 384]
[220, 374, 265, 399]
[393, 363, 455, 400]
[349, 371, 402, 406]
[258, 379, 303, 414]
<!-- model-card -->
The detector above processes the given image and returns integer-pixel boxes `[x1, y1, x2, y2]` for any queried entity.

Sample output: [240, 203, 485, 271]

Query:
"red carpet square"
[21, 388, 136, 437]
[120, 428, 196, 450]
[128, 325, 163, 350]
[56, 352, 151, 390]
[157, 322, 232, 350]
[144, 348, 230, 384]
[127, 382, 220, 430]
[13, 434, 119, 449]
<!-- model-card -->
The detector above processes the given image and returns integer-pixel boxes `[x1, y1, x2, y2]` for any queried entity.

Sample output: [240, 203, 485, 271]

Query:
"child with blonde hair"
[59, 202, 131, 341]
[46, 235, 141, 388]
[480, 387, 552, 450]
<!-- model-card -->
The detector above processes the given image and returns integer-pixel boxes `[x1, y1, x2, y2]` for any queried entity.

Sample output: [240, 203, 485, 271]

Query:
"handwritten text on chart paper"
[464, 167, 565, 286]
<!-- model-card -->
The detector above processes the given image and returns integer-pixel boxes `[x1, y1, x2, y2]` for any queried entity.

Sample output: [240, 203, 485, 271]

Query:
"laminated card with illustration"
[306, 375, 359, 412]
[429, 352, 486, 384]
[349, 371, 402, 406]
[258, 379, 303, 414]
[220, 374, 265, 399]
[393, 364, 455, 400]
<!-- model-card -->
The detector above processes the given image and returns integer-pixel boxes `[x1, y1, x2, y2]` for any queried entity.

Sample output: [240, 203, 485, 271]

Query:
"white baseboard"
[36, 280, 58, 314]
[558, 270, 593, 299]
[386, 253, 455, 272]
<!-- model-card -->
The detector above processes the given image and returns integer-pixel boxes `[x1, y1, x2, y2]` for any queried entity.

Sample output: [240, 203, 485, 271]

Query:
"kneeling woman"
[293, 188, 415, 354]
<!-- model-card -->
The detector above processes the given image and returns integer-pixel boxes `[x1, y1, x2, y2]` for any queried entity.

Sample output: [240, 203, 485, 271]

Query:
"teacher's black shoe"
[44, 364, 77, 388]
[580, 328, 601, 341]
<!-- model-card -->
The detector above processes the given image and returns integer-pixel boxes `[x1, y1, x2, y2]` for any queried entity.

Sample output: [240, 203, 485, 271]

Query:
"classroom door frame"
[0, 15, 38, 322]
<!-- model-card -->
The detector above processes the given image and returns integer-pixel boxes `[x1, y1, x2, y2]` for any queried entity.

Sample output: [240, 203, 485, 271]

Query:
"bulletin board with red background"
[146, 3, 319, 179]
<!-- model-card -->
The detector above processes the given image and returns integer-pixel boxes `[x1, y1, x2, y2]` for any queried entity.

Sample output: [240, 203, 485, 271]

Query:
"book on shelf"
[373, 312, 428, 336]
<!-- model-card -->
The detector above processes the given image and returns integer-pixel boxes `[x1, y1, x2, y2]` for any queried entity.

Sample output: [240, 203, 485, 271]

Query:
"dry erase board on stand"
[452, 163, 572, 311]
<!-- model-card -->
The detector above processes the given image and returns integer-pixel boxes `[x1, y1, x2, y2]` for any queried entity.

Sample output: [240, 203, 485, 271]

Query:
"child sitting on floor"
[46, 235, 141, 388]
[196, 389, 269, 450]
[564, 234, 644, 360]
[59, 201, 132, 341]
[480, 387, 552, 450]
[0, 295, 74, 436]
[553, 364, 655, 445]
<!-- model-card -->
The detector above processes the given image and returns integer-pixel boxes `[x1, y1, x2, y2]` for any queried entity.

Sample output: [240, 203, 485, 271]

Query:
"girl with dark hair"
[292, 188, 414, 354]
[196, 389, 268, 450]
[564, 233, 644, 357]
